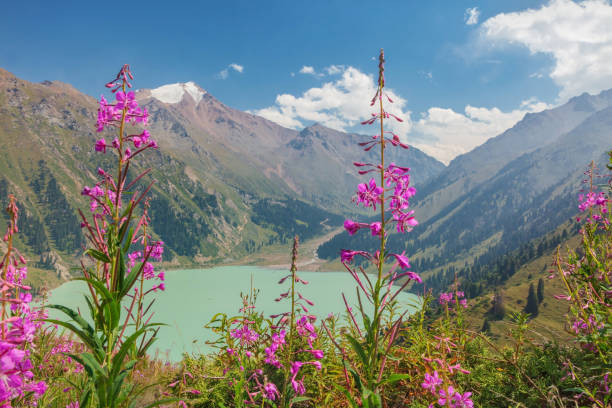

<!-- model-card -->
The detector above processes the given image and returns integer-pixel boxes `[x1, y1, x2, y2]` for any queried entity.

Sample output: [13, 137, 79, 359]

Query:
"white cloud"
[251, 66, 412, 137]
[465, 7, 480, 25]
[229, 63, 244, 73]
[218, 63, 244, 79]
[411, 98, 551, 164]
[481, 0, 612, 100]
[252, 64, 554, 164]
[325, 65, 344, 75]
[299, 66, 316, 75]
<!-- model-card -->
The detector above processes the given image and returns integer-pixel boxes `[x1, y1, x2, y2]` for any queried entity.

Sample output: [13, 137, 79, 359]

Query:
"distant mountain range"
[0, 68, 444, 284]
[2, 66, 609, 297]
[319, 89, 612, 288]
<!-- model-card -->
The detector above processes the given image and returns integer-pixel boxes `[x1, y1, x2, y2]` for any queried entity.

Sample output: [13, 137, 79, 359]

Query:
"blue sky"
[2, 0, 611, 163]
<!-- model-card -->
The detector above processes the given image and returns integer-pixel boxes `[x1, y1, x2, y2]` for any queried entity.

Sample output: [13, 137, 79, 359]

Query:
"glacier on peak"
[149, 82, 205, 104]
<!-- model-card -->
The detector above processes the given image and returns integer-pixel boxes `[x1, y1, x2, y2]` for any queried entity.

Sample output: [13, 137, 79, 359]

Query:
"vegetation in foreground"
[0, 51, 609, 407]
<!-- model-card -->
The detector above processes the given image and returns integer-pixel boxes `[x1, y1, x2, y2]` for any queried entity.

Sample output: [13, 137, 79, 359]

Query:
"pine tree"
[481, 318, 491, 333]
[525, 283, 539, 317]
[491, 289, 505, 320]
[537, 278, 545, 304]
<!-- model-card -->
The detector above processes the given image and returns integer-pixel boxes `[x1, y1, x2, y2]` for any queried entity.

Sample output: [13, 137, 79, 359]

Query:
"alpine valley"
[0, 65, 610, 334]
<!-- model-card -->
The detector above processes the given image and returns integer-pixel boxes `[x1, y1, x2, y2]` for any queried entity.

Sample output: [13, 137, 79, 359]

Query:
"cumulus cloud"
[251, 65, 412, 137]
[465, 7, 480, 25]
[411, 98, 551, 164]
[481, 0, 612, 100]
[299, 66, 316, 75]
[251, 64, 553, 164]
[218, 63, 244, 79]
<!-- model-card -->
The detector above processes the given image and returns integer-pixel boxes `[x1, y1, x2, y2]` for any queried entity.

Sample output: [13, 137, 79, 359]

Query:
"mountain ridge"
[0, 67, 445, 289]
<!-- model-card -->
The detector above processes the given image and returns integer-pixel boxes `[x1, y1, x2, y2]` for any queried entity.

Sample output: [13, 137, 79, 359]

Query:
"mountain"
[319, 89, 612, 288]
[136, 82, 445, 210]
[0, 68, 445, 287]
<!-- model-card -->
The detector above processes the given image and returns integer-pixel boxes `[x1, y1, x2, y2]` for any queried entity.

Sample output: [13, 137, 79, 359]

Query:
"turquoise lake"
[46, 266, 419, 362]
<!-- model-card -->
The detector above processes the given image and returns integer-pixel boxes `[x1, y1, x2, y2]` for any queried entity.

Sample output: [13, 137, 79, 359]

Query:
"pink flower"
[438, 386, 455, 406]
[452, 391, 474, 408]
[421, 371, 442, 391]
[370, 222, 382, 237]
[356, 178, 384, 209]
[390, 252, 411, 269]
[344, 219, 361, 235]
[439, 292, 453, 305]
[263, 382, 279, 401]
[340, 249, 368, 263]
[95, 138, 107, 153]
[310, 349, 324, 359]
[395, 210, 418, 233]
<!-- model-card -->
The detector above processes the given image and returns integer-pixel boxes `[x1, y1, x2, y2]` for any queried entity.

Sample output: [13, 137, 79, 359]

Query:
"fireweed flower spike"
[205, 236, 323, 407]
[0, 195, 47, 406]
[550, 161, 611, 406]
[328, 49, 422, 407]
[45, 65, 175, 408]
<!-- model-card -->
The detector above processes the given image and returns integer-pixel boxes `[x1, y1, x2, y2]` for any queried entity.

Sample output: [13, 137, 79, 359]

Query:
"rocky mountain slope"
[319, 89, 612, 288]
[136, 82, 445, 210]
[0, 68, 445, 285]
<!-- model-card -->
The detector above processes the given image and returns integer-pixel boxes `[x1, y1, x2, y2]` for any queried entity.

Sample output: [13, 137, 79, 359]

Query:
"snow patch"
[150, 82, 205, 104]
[184, 82, 204, 104]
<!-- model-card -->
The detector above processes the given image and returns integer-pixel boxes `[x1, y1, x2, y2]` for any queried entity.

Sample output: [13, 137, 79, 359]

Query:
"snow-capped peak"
[150, 82, 206, 104]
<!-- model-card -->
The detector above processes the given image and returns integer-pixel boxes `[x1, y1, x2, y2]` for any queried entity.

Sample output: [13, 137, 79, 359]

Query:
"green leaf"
[74, 277, 114, 304]
[332, 383, 360, 408]
[110, 326, 149, 379]
[86, 249, 112, 263]
[346, 334, 369, 369]
[120, 261, 142, 298]
[379, 373, 410, 386]
[368, 391, 382, 408]
[110, 370, 131, 404]
[346, 365, 363, 392]
[116, 249, 126, 294]
[123, 227, 135, 253]
[563, 387, 586, 393]
[140, 398, 181, 408]
[68, 353, 106, 379]
[46, 304, 95, 334]
[45, 318, 101, 357]
[289, 396, 311, 406]
[79, 387, 92, 408]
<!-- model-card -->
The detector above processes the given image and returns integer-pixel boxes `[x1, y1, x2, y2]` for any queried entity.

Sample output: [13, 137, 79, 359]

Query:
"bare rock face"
[40, 251, 70, 280]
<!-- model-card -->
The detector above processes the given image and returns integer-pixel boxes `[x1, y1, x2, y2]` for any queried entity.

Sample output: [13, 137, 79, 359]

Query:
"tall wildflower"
[326, 49, 421, 407]
[552, 161, 611, 407]
[0, 195, 47, 406]
[272, 237, 323, 406]
[47, 65, 173, 408]
[205, 237, 323, 407]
